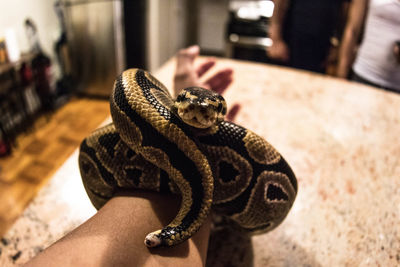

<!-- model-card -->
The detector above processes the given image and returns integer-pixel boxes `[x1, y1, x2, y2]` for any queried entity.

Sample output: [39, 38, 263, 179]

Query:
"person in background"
[267, 0, 349, 73]
[336, 0, 400, 93]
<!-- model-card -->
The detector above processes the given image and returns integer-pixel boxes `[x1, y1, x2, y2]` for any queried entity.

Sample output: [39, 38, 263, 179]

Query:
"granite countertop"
[1, 57, 399, 266]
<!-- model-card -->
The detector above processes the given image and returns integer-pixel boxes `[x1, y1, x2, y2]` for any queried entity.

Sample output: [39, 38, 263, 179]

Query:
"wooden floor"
[0, 97, 110, 237]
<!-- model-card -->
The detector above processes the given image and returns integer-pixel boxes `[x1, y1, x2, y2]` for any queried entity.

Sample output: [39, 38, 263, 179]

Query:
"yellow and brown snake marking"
[79, 68, 297, 248]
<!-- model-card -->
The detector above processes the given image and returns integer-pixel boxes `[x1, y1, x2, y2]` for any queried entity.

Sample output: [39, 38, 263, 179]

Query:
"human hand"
[267, 39, 290, 62]
[174, 45, 240, 121]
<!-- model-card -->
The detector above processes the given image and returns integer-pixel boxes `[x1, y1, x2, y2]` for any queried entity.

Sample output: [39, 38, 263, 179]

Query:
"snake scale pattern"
[78, 68, 297, 248]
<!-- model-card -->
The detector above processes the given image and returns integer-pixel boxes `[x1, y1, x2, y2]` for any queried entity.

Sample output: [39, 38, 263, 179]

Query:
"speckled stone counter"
[1, 57, 399, 266]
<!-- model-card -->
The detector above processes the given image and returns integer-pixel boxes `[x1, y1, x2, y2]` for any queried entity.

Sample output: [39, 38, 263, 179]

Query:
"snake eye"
[217, 103, 223, 113]
[222, 107, 227, 115]
[176, 94, 184, 102]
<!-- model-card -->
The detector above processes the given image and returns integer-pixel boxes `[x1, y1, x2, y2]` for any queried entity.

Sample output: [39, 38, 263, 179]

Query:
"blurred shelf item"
[0, 52, 43, 156]
[0, 38, 8, 64]
[0, 53, 36, 76]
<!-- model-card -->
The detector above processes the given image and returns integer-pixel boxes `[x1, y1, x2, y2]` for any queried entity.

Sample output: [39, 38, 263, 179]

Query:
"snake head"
[174, 87, 227, 129]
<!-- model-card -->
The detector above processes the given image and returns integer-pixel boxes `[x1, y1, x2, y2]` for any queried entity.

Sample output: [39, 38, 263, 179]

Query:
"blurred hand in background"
[174, 45, 240, 122]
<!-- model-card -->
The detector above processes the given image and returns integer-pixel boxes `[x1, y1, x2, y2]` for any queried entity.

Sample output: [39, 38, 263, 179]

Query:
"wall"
[146, 0, 229, 70]
[0, 0, 60, 66]
[146, 0, 188, 72]
[0, 0, 229, 74]
[198, 0, 229, 54]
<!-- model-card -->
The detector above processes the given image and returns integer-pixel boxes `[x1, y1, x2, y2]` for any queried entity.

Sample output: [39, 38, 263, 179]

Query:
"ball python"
[78, 68, 297, 248]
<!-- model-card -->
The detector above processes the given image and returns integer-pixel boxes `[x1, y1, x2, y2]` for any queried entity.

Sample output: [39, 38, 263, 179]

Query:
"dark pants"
[351, 72, 399, 94]
[287, 33, 329, 74]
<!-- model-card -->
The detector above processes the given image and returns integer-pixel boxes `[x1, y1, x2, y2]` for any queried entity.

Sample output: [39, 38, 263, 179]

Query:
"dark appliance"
[226, 0, 274, 63]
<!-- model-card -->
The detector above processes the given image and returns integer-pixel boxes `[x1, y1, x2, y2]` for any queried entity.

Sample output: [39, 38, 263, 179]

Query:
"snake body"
[79, 68, 297, 247]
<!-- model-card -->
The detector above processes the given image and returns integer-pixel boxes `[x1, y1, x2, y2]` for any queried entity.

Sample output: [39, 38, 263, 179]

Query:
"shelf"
[0, 52, 37, 75]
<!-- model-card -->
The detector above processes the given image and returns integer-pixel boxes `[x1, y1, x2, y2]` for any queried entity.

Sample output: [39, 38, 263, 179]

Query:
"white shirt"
[353, 0, 400, 91]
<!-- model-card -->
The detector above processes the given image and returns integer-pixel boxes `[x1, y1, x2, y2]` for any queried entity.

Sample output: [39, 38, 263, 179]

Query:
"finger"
[176, 45, 200, 73]
[226, 104, 240, 122]
[211, 77, 233, 95]
[174, 46, 202, 96]
[177, 45, 200, 60]
[201, 84, 211, 90]
[204, 69, 233, 94]
[196, 60, 216, 78]
[206, 75, 232, 95]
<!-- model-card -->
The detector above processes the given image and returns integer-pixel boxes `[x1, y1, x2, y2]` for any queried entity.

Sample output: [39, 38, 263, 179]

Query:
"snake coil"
[79, 68, 297, 247]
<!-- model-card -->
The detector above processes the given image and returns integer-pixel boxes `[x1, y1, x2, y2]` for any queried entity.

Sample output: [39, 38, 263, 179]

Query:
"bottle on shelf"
[0, 38, 8, 64]
[25, 18, 55, 111]
[0, 125, 11, 157]
[53, 0, 73, 106]
[20, 62, 41, 116]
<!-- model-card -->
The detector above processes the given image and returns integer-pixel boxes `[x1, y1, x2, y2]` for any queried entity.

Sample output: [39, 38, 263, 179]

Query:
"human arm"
[267, 0, 290, 61]
[24, 191, 211, 267]
[336, 0, 368, 78]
